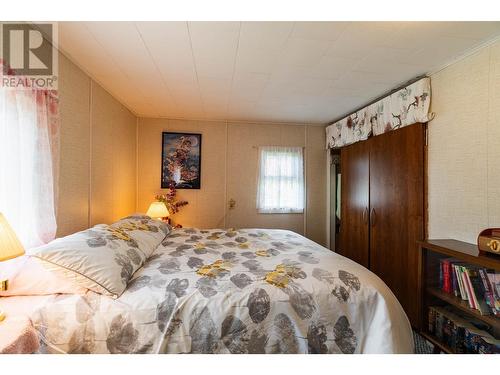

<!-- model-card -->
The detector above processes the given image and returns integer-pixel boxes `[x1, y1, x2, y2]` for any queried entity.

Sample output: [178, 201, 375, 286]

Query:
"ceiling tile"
[291, 21, 350, 41]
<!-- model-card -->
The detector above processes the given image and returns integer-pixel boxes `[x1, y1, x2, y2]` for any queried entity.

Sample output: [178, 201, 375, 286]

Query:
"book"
[466, 266, 491, 315]
[428, 307, 436, 334]
[477, 336, 500, 354]
[462, 270, 476, 309]
[428, 306, 495, 353]
[451, 262, 458, 296]
[454, 264, 467, 300]
[487, 272, 500, 315]
[441, 258, 454, 293]
[478, 268, 498, 316]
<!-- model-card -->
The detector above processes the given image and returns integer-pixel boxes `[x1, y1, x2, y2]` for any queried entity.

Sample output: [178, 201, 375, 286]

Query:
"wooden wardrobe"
[339, 122, 425, 327]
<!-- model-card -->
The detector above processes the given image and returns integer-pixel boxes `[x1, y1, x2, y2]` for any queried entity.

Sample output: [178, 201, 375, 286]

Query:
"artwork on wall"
[161, 132, 202, 189]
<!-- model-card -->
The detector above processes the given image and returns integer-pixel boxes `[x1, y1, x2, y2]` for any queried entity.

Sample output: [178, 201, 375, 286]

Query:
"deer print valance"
[326, 77, 433, 149]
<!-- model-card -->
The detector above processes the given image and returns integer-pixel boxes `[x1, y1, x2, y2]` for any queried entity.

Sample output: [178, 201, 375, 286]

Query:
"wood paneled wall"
[57, 53, 137, 236]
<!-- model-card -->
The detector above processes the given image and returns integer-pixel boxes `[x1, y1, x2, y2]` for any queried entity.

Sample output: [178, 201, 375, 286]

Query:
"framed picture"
[161, 132, 202, 189]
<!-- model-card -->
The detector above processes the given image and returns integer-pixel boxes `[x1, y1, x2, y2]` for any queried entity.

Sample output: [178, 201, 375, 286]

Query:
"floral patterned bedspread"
[32, 228, 413, 354]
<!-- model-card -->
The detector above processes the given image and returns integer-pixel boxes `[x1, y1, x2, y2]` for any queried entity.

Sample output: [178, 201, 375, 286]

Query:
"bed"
[0, 227, 413, 354]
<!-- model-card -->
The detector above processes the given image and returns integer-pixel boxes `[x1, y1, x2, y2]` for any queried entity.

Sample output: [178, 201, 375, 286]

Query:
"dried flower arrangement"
[155, 181, 189, 215]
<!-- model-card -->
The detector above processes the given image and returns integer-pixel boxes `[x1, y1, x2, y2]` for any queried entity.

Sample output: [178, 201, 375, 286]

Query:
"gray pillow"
[29, 216, 169, 298]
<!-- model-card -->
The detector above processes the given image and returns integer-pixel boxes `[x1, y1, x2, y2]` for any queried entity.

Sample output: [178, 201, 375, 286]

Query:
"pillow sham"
[0, 256, 87, 297]
[29, 223, 151, 298]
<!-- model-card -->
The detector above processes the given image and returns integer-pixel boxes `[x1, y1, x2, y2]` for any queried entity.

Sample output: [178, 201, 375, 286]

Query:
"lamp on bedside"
[146, 202, 170, 222]
[0, 213, 25, 322]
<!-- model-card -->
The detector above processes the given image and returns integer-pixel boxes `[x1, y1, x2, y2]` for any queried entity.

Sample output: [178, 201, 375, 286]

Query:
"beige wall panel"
[90, 83, 115, 225]
[488, 42, 500, 227]
[56, 53, 91, 237]
[137, 117, 163, 214]
[428, 49, 490, 243]
[306, 125, 327, 246]
[112, 103, 137, 221]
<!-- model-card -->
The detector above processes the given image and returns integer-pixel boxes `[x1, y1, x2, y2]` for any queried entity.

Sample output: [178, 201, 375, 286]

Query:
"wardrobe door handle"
[362, 207, 368, 225]
[370, 208, 376, 227]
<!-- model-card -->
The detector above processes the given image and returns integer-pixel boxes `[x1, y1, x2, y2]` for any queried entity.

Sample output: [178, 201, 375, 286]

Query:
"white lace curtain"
[0, 84, 60, 249]
[256, 146, 304, 214]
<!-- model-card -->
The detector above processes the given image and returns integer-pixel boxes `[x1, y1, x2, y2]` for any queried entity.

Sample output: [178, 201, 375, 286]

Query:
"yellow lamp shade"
[146, 202, 169, 219]
[0, 213, 25, 262]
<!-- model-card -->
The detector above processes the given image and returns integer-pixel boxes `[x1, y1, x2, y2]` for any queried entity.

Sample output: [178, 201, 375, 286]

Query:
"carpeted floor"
[413, 330, 434, 354]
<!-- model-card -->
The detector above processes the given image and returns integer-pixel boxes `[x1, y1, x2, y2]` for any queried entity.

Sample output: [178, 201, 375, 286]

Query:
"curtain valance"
[326, 77, 433, 149]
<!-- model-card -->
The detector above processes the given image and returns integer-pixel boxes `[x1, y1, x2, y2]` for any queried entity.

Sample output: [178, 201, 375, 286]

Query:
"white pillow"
[29, 217, 169, 298]
[0, 256, 87, 297]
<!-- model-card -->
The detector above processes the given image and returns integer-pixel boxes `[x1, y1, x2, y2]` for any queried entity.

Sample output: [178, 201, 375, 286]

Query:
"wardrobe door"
[369, 123, 424, 326]
[339, 141, 370, 268]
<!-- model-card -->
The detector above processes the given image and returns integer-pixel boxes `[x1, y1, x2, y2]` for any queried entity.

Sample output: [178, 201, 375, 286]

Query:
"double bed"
[0, 226, 413, 354]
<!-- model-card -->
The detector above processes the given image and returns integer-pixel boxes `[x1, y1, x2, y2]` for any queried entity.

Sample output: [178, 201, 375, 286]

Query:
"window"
[0, 74, 59, 248]
[256, 146, 304, 213]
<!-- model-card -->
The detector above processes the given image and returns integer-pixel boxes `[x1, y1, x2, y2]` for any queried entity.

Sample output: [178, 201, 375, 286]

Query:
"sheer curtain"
[257, 146, 304, 214]
[0, 65, 60, 249]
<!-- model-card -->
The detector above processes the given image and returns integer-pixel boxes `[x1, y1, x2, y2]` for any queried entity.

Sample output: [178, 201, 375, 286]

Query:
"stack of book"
[428, 306, 499, 353]
[439, 258, 500, 316]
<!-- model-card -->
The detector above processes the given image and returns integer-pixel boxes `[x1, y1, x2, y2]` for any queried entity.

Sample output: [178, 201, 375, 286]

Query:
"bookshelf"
[418, 239, 500, 353]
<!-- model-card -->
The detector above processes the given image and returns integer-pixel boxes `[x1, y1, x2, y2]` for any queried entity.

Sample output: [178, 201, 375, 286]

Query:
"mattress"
[0, 228, 413, 354]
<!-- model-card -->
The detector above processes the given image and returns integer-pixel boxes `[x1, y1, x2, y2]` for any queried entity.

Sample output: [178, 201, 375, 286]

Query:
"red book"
[442, 259, 453, 293]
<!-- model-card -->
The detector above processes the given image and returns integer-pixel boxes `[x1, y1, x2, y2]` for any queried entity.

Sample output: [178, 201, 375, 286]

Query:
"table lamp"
[146, 202, 170, 221]
[0, 213, 25, 322]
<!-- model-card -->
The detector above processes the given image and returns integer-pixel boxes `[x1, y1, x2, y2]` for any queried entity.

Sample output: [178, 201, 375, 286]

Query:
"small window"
[256, 146, 304, 213]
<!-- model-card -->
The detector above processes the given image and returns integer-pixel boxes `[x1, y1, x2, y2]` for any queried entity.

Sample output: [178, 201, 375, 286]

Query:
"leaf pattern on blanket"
[157, 293, 177, 332]
[187, 256, 204, 269]
[307, 321, 328, 354]
[127, 275, 152, 292]
[158, 258, 180, 274]
[114, 253, 134, 285]
[333, 316, 357, 354]
[106, 315, 139, 354]
[272, 313, 299, 354]
[247, 288, 271, 323]
[196, 276, 218, 298]
[312, 268, 335, 285]
[332, 285, 350, 302]
[338, 270, 361, 291]
[247, 330, 268, 354]
[190, 307, 218, 353]
[284, 282, 317, 320]
[297, 251, 320, 264]
[230, 273, 253, 289]
[221, 315, 249, 354]
[166, 278, 189, 297]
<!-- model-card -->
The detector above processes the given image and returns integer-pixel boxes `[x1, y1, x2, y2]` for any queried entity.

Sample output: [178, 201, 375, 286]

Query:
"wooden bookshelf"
[418, 239, 500, 353]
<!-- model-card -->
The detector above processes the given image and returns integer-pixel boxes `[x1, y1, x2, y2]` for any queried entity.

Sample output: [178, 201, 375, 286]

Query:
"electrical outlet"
[229, 199, 236, 209]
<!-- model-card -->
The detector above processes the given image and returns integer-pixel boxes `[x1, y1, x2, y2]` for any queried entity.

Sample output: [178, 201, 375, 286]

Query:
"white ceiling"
[58, 21, 500, 124]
